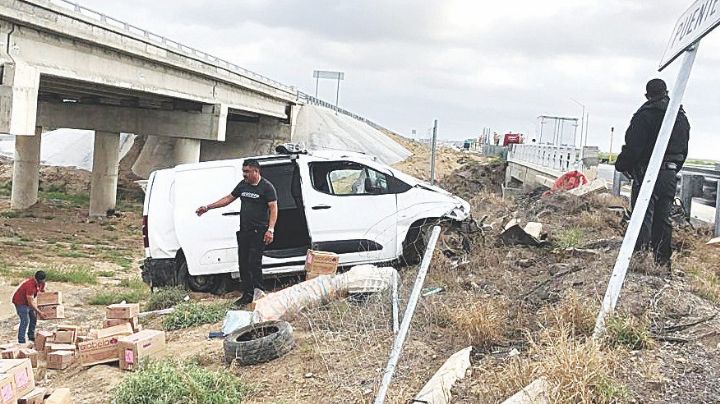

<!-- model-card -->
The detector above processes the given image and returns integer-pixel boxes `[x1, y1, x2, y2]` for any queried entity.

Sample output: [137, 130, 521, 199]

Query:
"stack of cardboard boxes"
[35, 292, 64, 320]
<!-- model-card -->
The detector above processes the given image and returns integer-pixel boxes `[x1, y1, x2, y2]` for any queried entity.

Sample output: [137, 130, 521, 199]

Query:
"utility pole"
[430, 120, 438, 185]
[609, 127, 614, 163]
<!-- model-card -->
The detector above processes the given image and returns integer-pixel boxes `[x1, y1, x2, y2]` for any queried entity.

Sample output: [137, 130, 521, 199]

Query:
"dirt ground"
[1, 143, 719, 403]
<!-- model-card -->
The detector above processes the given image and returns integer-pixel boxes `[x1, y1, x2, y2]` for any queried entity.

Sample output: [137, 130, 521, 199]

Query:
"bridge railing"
[296, 91, 389, 132]
[46, 0, 295, 93]
[508, 144, 597, 173]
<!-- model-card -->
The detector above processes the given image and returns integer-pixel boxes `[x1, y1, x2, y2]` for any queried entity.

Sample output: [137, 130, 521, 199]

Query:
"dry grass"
[472, 327, 627, 403]
[540, 291, 598, 337]
[447, 296, 510, 348]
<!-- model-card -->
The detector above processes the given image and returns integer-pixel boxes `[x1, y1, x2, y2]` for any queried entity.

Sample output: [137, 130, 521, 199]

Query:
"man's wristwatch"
[267, 228, 274, 234]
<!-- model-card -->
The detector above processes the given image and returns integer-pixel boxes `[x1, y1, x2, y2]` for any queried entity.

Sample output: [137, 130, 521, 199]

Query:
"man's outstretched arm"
[196, 194, 237, 216]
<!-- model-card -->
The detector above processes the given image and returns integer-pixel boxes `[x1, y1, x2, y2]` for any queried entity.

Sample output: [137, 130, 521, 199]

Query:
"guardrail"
[296, 91, 389, 132]
[44, 0, 295, 93]
[507, 144, 598, 173]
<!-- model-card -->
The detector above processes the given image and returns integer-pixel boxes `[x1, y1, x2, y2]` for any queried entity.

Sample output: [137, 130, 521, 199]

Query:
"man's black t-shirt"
[231, 178, 277, 230]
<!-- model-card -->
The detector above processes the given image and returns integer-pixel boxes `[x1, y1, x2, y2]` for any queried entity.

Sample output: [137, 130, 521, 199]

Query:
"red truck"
[502, 133, 523, 146]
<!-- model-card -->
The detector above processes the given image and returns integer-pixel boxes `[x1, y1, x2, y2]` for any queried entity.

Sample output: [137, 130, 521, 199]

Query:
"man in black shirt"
[196, 159, 278, 304]
[615, 78, 690, 269]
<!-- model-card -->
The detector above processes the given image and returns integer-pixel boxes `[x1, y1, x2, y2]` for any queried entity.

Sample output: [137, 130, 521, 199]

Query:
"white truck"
[141, 148, 471, 293]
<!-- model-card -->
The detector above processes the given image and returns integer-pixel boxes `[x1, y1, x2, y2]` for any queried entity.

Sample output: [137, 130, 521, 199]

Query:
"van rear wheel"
[178, 260, 222, 294]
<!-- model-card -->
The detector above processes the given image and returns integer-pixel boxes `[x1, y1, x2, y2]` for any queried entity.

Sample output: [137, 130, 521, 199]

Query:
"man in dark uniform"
[615, 78, 690, 269]
[196, 159, 278, 305]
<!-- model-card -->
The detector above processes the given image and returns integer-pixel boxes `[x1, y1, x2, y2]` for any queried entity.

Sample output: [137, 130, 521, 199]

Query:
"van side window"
[311, 161, 406, 196]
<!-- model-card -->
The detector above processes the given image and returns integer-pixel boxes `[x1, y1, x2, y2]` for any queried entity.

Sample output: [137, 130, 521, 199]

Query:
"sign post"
[593, 0, 720, 338]
[312, 70, 345, 113]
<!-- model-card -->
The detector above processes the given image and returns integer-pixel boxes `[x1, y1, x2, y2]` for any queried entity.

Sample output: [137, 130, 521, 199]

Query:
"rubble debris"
[421, 287, 445, 297]
[500, 219, 546, 247]
[707, 237, 720, 247]
[413, 346, 472, 404]
[501, 378, 549, 404]
[567, 178, 608, 197]
[223, 320, 294, 366]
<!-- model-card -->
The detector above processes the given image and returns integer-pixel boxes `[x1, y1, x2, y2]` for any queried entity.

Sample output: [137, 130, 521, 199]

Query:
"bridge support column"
[11, 127, 42, 210]
[173, 138, 201, 165]
[89, 131, 120, 217]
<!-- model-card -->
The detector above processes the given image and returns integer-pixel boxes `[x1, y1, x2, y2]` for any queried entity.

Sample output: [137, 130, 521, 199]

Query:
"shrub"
[449, 297, 509, 348]
[604, 315, 654, 350]
[113, 360, 249, 404]
[88, 290, 146, 305]
[163, 302, 229, 331]
[145, 287, 188, 311]
[28, 266, 98, 284]
[556, 227, 584, 249]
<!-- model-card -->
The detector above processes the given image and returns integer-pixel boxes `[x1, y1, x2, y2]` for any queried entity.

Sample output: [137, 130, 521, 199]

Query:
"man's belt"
[661, 162, 678, 171]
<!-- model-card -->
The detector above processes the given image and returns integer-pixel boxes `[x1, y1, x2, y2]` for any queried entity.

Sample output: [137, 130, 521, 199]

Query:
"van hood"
[391, 168, 470, 220]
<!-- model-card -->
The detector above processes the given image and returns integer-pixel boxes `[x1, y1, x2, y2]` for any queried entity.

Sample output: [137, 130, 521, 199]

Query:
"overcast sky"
[78, 0, 720, 160]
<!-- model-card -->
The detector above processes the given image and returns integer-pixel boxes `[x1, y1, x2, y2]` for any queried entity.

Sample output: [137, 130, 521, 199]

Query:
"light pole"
[609, 127, 614, 163]
[570, 98, 587, 167]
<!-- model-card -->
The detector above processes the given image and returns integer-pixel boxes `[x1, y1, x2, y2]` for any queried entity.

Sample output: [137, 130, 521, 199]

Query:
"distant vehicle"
[141, 146, 471, 293]
[503, 133, 523, 146]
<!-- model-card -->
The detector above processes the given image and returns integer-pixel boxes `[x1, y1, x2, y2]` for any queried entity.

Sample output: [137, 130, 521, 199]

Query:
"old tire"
[223, 320, 294, 366]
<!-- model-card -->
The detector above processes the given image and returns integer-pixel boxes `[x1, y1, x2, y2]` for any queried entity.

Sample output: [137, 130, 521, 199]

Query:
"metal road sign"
[594, 0, 720, 337]
[660, 0, 720, 70]
[312, 70, 345, 80]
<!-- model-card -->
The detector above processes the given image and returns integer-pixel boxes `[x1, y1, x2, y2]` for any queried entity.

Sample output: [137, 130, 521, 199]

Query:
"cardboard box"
[17, 387, 45, 404]
[76, 336, 91, 343]
[78, 336, 123, 366]
[96, 323, 133, 339]
[106, 303, 140, 319]
[44, 388, 71, 404]
[304, 250, 339, 279]
[53, 330, 75, 345]
[34, 331, 53, 352]
[17, 349, 38, 368]
[36, 292, 62, 306]
[103, 317, 140, 331]
[0, 359, 35, 397]
[0, 373, 15, 404]
[37, 305, 64, 319]
[46, 344, 76, 353]
[46, 352, 74, 370]
[118, 330, 166, 371]
[0, 349, 18, 360]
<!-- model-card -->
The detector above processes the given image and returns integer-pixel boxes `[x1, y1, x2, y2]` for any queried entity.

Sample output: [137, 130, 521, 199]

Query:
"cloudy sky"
[78, 0, 720, 160]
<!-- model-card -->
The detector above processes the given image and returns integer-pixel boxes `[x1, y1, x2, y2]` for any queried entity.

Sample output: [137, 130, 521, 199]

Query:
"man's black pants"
[236, 227, 266, 295]
[630, 168, 677, 267]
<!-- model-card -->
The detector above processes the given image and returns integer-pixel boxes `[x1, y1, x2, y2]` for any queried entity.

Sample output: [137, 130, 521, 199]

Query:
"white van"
[141, 148, 471, 293]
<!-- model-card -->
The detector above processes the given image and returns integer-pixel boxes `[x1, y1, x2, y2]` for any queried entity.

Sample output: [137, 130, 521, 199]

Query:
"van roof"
[173, 149, 379, 172]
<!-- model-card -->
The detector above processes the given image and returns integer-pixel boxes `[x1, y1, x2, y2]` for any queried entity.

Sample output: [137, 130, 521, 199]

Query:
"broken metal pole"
[593, 44, 699, 338]
[611, 170, 626, 197]
[374, 226, 441, 404]
[430, 119, 438, 185]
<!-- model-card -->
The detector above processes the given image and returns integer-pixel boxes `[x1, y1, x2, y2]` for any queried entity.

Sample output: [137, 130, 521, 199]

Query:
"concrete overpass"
[0, 0, 298, 215]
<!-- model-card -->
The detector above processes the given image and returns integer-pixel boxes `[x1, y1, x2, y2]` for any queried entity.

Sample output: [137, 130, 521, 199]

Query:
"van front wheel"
[178, 260, 221, 294]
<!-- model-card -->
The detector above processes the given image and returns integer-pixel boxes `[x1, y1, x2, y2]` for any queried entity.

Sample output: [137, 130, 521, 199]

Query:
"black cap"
[35, 270, 46, 282]
[646, 79, 667, 98]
